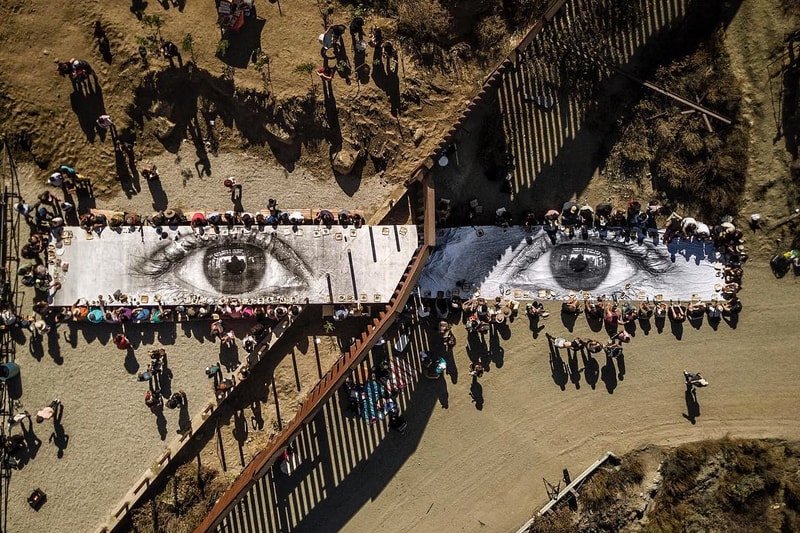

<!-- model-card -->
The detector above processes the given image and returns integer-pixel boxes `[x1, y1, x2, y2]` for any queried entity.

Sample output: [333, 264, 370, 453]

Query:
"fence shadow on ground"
[217, 317, 442, 532]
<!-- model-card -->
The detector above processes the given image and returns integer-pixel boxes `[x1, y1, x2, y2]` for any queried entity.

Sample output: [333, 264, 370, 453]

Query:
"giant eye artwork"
[46, 225, 419, 305]
[133, 231, 313, 301]
[418, 227, 719, 300]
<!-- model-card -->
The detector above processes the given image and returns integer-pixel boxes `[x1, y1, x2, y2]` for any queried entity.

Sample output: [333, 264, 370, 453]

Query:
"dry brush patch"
[129, 462, 229, 533]
[524, 439, 800, 533]
[606, 30, 749, 219]
[644, 438, 800, 533]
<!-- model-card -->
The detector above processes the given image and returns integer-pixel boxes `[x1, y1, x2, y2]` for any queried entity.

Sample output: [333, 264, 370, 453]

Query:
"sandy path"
[329, 264, 800, 533]
[5, 320, 227, 533]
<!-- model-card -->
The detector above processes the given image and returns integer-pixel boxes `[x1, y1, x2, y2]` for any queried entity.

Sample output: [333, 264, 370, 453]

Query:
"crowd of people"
[443, 197, 749, 263]
[75, 203, 367, 235]
[314, 18, 398, 82]
[343, 365, 407, 434]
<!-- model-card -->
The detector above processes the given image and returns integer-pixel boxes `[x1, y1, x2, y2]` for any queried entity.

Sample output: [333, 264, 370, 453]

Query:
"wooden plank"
[423, 174, 436, 247]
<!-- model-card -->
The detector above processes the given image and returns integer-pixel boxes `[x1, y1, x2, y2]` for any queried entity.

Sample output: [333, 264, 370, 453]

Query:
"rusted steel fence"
[405, 0, 570, 185]
[193, 1, 573, 530]
[193, 243, 431, 532]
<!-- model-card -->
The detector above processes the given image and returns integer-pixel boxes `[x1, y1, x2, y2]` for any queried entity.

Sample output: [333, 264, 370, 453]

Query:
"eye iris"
[549, 244, 610, 290]
[204, 244, 266, 293]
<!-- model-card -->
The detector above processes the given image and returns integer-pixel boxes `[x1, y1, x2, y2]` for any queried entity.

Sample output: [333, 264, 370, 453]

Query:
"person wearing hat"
[124, 212, 141, 226]
[48, 171, 64, 187]
[332, 305, 348, 321]
[14, 201, 34, 219]
[31, 319, 50, 337]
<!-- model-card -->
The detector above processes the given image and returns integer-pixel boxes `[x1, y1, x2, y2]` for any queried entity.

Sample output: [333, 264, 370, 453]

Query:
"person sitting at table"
[637, 301, 654, 320]
[584, 297, 604, 320]
[668, 301, 686, 322]
[561, 296, 582, 315]
[603, 302, 619, 328]
[687, 301, 706, 321]
[526, 301, 549, 319]
[131, 307, 150, 323]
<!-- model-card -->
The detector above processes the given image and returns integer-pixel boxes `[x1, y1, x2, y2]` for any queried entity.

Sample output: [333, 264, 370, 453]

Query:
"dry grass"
[525, 505, 576, 533]
[643, 438, 800, 533]
[128, 462, 228, 533]
[608, 30, 749, 218]
[355, 0, 551, 68]
[580, 456, 647, 512]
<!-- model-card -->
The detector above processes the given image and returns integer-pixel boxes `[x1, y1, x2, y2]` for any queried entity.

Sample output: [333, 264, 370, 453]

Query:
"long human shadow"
[581, 350, 599, 390]
[683, 387, 700, 424]
[69, 76, 106, 142]
[217, 319, 442, 533]
[548, 345, 568, 391]
[220, 16, 266, 69]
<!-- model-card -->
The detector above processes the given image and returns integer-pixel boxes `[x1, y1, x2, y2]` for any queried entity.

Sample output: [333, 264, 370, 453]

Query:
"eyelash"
[508, 231, 672, 278]
[604, 242, 672, 275]
[135, 231, 313, 287]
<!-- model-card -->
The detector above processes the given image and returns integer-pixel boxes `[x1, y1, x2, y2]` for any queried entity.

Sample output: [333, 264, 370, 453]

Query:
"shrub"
[526, 505, 575, 533]
[216, 39, 230, 57]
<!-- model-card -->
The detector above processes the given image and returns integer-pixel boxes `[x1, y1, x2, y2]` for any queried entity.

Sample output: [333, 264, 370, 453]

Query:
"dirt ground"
[2, 0, 800, 532]
[324, 265, 799, 533]
[329, 1, 800, 532]
[0, 0, 481, 202]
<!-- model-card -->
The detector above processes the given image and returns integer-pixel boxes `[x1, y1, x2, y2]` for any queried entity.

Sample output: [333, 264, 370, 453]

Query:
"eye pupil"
[550, 245, 611, 290]
[569, 254, 588, 272]
[225, 255, 246, 275]
[204, 244, 266, 294]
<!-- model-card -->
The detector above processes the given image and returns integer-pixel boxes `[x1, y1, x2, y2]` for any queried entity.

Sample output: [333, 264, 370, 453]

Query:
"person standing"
[35, 399, 62, 423]
[349, 16, 365, 51]
[166, 390, 187, 409]
[96, 114, 117, 141]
